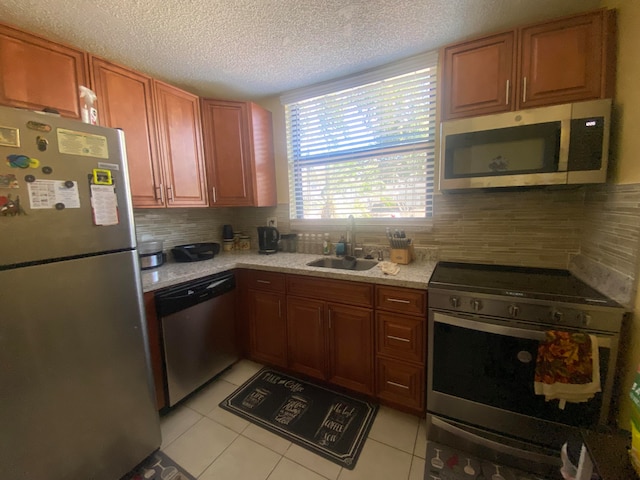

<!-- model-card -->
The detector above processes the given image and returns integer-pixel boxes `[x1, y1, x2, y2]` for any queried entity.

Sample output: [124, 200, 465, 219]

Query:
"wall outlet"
[267, 217, 277, 228]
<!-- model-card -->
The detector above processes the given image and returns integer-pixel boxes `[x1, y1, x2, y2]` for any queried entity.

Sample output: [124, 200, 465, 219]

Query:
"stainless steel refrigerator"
[0, 105, 161, 479]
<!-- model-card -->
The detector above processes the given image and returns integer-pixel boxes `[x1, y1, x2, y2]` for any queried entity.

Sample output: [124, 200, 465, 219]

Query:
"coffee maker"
[257, 226, 280, 254]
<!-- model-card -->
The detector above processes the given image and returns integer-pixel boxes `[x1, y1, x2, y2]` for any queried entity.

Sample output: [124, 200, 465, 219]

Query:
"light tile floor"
[160, 360, 427, 480]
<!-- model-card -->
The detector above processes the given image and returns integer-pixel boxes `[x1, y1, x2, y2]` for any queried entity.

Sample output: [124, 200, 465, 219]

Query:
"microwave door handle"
[557, 118, 571, 172]
[433, 312, 612, 347]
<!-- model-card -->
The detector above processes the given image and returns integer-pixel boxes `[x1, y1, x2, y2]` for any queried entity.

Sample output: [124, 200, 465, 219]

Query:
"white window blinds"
[282, 52, 437, 220]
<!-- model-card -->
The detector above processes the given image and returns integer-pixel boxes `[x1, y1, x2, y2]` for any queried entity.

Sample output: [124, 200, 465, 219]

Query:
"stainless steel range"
[426, 261, 628, 477]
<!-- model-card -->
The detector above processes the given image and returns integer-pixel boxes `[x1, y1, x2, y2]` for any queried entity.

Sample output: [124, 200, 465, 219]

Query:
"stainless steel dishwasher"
[155, 272, 238, 406]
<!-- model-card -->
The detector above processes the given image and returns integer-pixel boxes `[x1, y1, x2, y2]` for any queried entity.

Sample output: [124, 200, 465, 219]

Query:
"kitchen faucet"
[346, 215, 356, 257]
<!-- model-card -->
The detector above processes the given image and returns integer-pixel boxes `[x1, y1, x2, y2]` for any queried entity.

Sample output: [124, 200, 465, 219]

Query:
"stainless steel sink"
[306, 256, 378, 271]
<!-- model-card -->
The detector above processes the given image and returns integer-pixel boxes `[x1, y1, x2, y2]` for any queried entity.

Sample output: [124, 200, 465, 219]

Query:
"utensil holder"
[390, 245, 413, 264]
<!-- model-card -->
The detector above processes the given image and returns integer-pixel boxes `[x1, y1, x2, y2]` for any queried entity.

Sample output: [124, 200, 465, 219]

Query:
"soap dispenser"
[335, 235, 346, 256]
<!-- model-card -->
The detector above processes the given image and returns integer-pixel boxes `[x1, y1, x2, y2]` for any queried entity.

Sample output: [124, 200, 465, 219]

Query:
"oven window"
[443, 122, 561, 179]
[431, 321, 609, 427]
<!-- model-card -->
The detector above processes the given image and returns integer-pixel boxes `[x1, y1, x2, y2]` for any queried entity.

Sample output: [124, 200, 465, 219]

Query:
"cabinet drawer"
[376, 312, 424, 364]
[376, 358, 424, 411]
[287, 274, 373, 307]
[376, 286, 426, 316]
[246, 271, 286, 293]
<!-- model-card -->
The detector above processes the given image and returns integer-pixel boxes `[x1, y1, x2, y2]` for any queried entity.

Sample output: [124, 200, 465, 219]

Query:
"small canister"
[223, 239, 234, 252]
[239, 235, 251, 250]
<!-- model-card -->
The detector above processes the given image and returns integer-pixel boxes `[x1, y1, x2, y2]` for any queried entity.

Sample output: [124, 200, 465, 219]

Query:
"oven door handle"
[433, 312, 612, 348]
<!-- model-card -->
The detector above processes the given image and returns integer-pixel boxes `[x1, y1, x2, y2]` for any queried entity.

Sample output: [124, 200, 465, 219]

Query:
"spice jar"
[239, 235, 251, 251]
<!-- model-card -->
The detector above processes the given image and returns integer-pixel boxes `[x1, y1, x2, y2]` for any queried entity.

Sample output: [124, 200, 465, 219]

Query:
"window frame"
[281, 51, 438, 226]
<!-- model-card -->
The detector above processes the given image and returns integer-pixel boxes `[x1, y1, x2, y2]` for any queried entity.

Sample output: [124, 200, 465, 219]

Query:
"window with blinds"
[282, 52, 437, 220]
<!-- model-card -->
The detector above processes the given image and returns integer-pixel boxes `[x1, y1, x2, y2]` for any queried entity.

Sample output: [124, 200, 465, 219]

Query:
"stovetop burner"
[428, 261, 621, 307]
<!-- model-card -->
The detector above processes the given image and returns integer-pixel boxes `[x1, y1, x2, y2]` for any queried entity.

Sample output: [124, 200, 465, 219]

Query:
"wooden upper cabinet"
[0, 23, 88, 119]
[201, 99, 276, 207]
[518, 10, 612, 109]
[442, 31, 515, 120]
[440, 9, 616, 121]
[90, 58, 163, 208]
[154, 81, 208, 207]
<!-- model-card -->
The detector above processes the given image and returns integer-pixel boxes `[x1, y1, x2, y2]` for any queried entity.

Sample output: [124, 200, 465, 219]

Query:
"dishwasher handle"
[155, 272, 235, 317]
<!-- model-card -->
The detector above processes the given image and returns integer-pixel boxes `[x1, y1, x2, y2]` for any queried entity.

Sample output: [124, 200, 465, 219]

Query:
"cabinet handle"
[278, 299, 281, 318]
[158, 183, 165, 204]
[318, 307, 322, 327]
[212, 187, 217, 203]
[387, 335, 410, 343]
[505, 79, 510, 105]
[167, 185, 174, 202]
[522, 77, 527, 103]
[328, 309, 332, 329]
[387, 298, 411, 304]
[256, 280, 271, 284]
[387, 381, 410, 390]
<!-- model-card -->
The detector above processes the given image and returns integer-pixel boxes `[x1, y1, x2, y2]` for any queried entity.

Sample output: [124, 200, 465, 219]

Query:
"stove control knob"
[471, 299, 483, 312]
[449, 296, 460, 308]
[578, 312, 592, 326]
[508, 304, 520, 317]
[551, 309, 564, 323]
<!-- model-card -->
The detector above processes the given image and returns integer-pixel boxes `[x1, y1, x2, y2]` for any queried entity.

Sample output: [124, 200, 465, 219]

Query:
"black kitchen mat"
[220, 368, 378, 469]
[121, 450, 196, 480]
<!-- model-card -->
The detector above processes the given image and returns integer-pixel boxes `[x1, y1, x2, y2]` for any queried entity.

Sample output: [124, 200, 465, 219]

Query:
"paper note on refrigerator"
[90, 184, 119, 226]
[27, 180, 80, 209]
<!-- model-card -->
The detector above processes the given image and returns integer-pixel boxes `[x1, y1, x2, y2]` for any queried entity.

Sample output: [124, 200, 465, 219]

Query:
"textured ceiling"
[0, 0, 600, 100]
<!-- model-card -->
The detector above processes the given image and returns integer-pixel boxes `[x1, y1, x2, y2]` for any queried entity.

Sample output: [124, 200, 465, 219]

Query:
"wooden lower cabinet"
[249, 290, 287, 368]
[326, 303, 374, 395]
[376, 357, 424, 411]
[143, 291, 166, 410]
[287, 296, 326, 380]
[287, 295, 374, 396]
[375, 285, 427, 414]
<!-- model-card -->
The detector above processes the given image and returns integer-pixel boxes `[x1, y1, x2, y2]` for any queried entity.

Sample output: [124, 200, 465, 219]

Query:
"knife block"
[389, 245, 413, 264]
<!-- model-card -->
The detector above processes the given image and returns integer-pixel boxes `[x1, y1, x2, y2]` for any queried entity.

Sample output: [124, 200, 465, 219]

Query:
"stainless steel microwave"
[439, 99, 612, 191]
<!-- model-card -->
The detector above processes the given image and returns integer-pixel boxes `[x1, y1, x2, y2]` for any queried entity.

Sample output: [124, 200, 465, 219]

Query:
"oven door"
[427, 311, 614, 449]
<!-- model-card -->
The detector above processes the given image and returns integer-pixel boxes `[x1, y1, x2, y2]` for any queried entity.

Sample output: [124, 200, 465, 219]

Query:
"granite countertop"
[141, 251, 437, 292]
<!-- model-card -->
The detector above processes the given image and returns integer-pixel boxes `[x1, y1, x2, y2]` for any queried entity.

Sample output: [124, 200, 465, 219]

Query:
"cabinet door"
[90, 58, 164, 208]
[201, 100, 254, 206]
[143, 292, 166, 410]
[249, 290, 287, 368]
[327, 303, 374, 395]
[287, 296, 326, 380]
[154, 81, 208, 207]
[518, 11, 606, 109]
[442, 31, 515, 120]
[0, 23, 88, 119]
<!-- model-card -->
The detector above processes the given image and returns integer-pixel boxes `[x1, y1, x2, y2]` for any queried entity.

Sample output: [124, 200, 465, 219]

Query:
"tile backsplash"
[134, 183, 640, 305]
